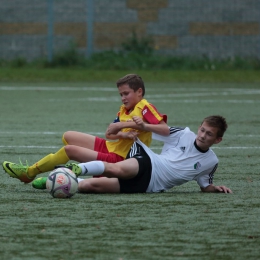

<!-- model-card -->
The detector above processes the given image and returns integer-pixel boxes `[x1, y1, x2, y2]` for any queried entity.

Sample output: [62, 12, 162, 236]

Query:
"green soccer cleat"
[56, 163, 82, 176]
[2, 161, 34, 183]
[32, 177, 47, 190]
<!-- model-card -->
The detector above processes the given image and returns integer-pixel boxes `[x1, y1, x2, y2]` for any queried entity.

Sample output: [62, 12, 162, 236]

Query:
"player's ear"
[137, 87, 143, 96]
[214, 137, 222, 144]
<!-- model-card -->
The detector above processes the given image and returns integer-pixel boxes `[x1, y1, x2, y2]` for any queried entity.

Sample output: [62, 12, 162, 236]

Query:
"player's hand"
[123, 131, 139, 140]
[132, 116, 145, 130]
[215, 185, 233, 193]
[106, 122, 122, 135]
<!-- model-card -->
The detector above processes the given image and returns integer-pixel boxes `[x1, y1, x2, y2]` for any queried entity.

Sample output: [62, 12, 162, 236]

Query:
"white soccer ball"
[46, 168, 78, 198]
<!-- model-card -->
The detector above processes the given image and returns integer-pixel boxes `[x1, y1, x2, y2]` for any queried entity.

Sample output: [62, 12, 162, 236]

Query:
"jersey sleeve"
[142, 104, 167, 124]
[152, 126, 185, 142]
[196, 163, 218, 188]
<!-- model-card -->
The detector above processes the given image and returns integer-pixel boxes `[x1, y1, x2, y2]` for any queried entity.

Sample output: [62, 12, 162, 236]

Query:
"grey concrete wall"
[0, 0, 259, 60]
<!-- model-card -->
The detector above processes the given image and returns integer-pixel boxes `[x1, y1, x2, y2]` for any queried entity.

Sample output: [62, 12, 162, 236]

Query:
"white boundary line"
[0, 131, 104, 135]
[0, 145, 260, 150]
[1, 86, 259, 104]
[1, 131, 260, 137]
[0, 85, 260, 90]
[0, 86, 115, 91]
[1, 86, 260, 94]
[46, 98, 260, 103]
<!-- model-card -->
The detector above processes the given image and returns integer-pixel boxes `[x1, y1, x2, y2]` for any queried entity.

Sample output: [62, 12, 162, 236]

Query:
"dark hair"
[202, 115, 228, 137]
[116, 74, 145, 96]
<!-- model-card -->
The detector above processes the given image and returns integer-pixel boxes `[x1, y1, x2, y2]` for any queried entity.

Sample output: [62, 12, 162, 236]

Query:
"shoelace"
[17, 158, 30, 169]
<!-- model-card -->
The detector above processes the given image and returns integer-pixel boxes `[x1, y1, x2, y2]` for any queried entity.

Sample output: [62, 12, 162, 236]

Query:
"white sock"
[78, 161, 105, 176]
[77, 178, 85, 182]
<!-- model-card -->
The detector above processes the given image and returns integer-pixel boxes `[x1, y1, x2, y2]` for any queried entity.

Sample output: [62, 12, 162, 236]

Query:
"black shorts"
[119, 142, 152, 193]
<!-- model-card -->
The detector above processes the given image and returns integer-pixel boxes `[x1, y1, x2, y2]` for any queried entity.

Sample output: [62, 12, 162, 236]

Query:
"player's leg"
[76, 158, 139, 179]
[78, 155, 151, 193]
[92, 136, 124, 178]
[64, 145, 98, 162]
[32, 135, 121, 177]
[103, 158, 139, 179]
[26, 146, 98, 178]
[68, 141, 143, 179]
[3, 132, 103, 183]
[64, 132, 124, 164]
[78, 177, 120, 193]
[3, 145, 100, 183]
[31, 149, 125, 189]
[33, 153, 146, 190]
[62, 131, 96, 150]
[2, 146, 70, 183]
[30, 136, 105, 180]
[29, 132, 97, 178]
[32, 138, 123, 189]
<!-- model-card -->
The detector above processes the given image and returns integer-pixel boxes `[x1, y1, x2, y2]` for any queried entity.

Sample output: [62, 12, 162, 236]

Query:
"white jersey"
[136, 127, 219, 193]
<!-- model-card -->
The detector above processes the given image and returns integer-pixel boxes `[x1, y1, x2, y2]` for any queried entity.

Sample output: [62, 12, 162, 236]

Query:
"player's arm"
[201, 184, 233, 193]
[105, 114, 137, 140]
[131, 116, 170, 136]
[105, 119, 140, 140]
[105, 121, 132, 137]
[105, 127, 139, 140]
[197, 164, 232, 194]
[106, 117, 169, 136]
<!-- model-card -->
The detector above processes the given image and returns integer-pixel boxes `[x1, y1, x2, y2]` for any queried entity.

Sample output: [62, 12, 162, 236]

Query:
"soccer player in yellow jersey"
[3, 74, 169, 186]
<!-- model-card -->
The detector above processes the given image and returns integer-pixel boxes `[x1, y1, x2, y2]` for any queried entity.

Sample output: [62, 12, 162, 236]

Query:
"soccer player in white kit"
[62, 115, 232, 194]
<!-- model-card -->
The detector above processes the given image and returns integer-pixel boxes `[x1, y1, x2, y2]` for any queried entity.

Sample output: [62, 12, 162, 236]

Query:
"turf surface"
[1, 68, 260, 83]
[0, 81, 260, 259]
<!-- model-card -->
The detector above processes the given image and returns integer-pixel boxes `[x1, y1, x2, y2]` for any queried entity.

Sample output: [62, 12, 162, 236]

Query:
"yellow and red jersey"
[106, 99, 167, 158]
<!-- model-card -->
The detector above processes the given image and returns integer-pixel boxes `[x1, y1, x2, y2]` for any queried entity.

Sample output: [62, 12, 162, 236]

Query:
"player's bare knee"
[64, 145, 76, 159]
[78, 179, 105, 193]
[63, 131, 73, 144]
[78, 180, 94, 193]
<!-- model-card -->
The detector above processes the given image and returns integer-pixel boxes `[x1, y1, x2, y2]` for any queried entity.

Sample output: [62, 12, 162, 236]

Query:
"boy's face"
[196, 122, 222, 151]
[118, 84, 143, 111]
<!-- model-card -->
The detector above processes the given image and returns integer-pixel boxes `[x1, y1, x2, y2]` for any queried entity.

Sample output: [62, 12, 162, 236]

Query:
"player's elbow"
[200, 185, 215, 192]
[200, 187, 207, 192]
[162, 127, 171, 136]
[158, 122, 170, 136]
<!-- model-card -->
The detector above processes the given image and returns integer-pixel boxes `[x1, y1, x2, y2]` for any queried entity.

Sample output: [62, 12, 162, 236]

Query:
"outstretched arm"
[201, 184, 232, 193]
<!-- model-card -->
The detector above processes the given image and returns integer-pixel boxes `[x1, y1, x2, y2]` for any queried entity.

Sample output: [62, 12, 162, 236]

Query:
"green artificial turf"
[0, 68, 260, 83]
[0, 79, 260, 260]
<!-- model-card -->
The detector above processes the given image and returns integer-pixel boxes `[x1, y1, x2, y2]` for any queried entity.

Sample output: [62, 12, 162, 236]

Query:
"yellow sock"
[62, 133, 68, 145]
[27, 147, 69, 178]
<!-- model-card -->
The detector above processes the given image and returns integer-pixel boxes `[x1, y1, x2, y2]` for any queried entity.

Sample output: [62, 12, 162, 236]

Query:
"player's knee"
[78, 180, 99, 193]
[62, 132, 68, 145]
[62, 131, 73, 145]
[78, 180, 90, 192]
[64, 145, 77, 159]
[105, 163, 123, 178]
